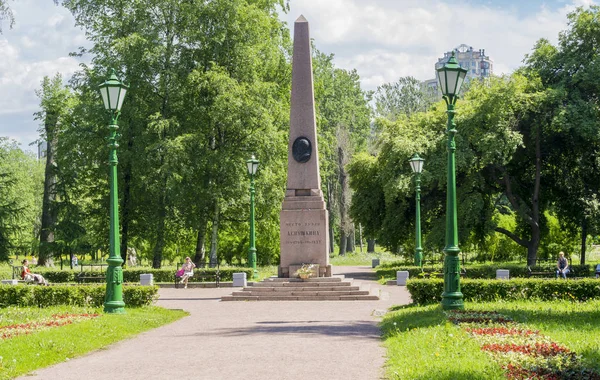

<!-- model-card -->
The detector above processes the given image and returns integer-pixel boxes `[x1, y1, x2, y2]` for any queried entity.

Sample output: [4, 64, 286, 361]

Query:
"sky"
[0, 0, 596, 153]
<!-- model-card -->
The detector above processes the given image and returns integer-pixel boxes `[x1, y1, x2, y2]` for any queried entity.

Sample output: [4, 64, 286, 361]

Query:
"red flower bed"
[503, 363, 600, 380]
[0, 313, 100, 340]
[449, 310, 600, 379]
[465, 327, 538, 336]
[482, 342, 572, 357]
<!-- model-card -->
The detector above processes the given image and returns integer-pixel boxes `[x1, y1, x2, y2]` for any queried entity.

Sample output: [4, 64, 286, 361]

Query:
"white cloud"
[0, 0, 597, 151]
[0, 0, 87, 151]
[282, 0, 595, 89]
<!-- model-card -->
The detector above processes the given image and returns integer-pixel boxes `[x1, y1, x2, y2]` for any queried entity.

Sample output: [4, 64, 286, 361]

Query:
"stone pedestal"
[140, 274, 153, 286]
[280, 207, 331, 278]
[397, 271, 409, 286]
[496, 269, 509, 280]
[372, 259, 380, 268]
[233, 272, 247, 287]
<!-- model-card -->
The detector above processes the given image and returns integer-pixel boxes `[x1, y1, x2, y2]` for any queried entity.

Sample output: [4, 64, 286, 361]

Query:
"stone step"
[221, 277, 379, 301]
[232, 290, 371, 297]
[252, 281, 351, 288]
[221, 295, 380, 301]
[264, 277, 344, 282]
[242, 286, 361, 292]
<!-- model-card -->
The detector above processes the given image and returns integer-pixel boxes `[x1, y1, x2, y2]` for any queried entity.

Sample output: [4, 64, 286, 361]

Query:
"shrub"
[0, 284, 157, 308]
[377, 263, 591, 280]
[36, 267, 254, 283]
[406, 278, 600, 305]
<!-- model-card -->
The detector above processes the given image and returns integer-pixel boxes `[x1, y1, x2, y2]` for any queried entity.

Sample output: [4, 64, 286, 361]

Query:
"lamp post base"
[414, 250, 423, 267]
[441, 292, 464, 310]
[441, 253, 464, 310]
[248, 248, 257, 279]
[104, 301, 126, 314]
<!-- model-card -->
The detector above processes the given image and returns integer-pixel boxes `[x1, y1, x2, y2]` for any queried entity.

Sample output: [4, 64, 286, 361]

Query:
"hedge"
[377, 263, 591, 280]
[406, 278, 600, 305]
[0, 284, 158, 308]
[37, 267, 254, 283]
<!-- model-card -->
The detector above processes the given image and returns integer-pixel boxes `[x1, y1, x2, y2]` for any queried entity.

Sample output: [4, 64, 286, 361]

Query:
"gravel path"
[19, 266, 411, 380]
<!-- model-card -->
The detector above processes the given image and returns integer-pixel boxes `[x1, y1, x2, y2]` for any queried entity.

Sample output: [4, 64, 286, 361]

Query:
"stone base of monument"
[221, 276, 380, 301]
[279, 264, 332, 278]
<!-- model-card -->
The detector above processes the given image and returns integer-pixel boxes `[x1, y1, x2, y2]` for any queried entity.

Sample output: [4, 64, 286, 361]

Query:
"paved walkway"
[19, 266, 411, 380]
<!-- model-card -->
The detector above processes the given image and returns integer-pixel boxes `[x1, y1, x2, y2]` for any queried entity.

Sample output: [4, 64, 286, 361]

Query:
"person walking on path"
[179, 257, 196, 288]
[556, 251, 570, 279]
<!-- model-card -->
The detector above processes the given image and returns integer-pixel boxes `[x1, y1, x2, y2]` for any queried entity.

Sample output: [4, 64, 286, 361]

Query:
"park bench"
[0, 266, 26, 285]
[527, 266, 573, 279]
[77, 264, 108, 283]
[174, 262, 220, 288]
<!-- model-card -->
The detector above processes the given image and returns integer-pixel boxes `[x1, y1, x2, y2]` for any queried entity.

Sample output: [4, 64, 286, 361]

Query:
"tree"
[312, 50, 372, 255]
[374, 76, 435, 121]
[63, 0, 291, 268]
[35, 73, 73, 266]
[523, 6, 600, 264]
[0, 139, 44, 261]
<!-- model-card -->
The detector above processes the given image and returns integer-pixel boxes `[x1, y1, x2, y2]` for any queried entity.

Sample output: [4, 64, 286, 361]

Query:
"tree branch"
[495, 227, 528, 248]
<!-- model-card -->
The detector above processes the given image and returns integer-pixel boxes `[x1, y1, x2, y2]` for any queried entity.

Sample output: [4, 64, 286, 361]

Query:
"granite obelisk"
[279, 15, 331, 278]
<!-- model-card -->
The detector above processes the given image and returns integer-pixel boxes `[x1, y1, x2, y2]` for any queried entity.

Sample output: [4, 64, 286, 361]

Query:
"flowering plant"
[294, 264, 316, 278]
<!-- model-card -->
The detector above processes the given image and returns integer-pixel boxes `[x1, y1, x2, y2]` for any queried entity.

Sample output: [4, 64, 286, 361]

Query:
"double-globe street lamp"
[99, 69, 128, 314]
[409, 153, 424, 267]
[246, 155, 259, 279]
[436, 52, 468, 310]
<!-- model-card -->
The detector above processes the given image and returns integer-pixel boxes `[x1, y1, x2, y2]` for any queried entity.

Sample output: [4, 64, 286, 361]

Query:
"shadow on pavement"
[195, 320, 381, 340]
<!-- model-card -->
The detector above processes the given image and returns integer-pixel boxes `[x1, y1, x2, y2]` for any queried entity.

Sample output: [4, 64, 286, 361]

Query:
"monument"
[279, 15, 331, 278]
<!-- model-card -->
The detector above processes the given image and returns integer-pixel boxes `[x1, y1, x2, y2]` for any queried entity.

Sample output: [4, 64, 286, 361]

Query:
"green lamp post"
[246, 155, 259, 279]
[436, 52, 467, 310]
[99, 69, 128, 314]
[409, 153, 424, 267]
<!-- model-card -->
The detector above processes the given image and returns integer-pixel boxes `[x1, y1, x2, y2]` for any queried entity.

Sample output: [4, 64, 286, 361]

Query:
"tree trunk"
[193, 216, 208, 266]
[346, 235, 354, 253]
[39, 125, 58, 266]
[338, 231, 347, 256]
[359, 224, 363, 253]
[119, 134, 134, 265]
[326, 179, 335, 254]
[209, 201, 219, 267]
[337, 144, 349, 257]
[152, 191, 167, 269]
[367, 239, 375, 253]
[581, 218, 587, 265]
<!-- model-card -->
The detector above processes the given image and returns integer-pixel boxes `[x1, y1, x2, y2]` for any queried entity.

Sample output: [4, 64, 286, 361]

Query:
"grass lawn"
[329, 251, 398, 266]
[381, 300, 600, 379]
[0, 305, 188, 379]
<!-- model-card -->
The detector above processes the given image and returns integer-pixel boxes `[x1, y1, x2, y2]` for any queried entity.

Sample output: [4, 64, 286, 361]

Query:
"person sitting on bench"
[178, 257, 196, 289]
[556, 251, 570, 280]
[21, 259, 49, 286]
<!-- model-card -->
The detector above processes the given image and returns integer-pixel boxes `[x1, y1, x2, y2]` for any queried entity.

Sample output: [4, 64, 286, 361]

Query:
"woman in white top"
[179, 257, 196, 289]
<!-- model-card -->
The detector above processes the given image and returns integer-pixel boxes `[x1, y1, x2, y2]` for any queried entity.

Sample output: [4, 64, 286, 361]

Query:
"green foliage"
[373, 76, 435, 120]
[0, 139, 44, 261]
[37, 267, 253, 283]
[406, 278, 600, 305]
[0, 284, 157, 307]
[377, 263, 591, 280]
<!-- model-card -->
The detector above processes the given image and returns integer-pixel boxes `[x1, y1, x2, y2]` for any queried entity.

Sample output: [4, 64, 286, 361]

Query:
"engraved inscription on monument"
[283, 222, 323, 245]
